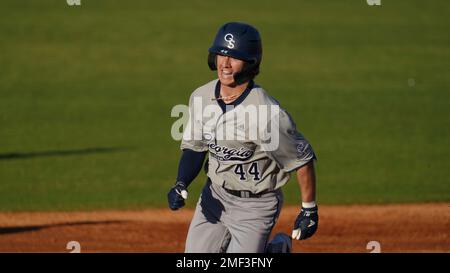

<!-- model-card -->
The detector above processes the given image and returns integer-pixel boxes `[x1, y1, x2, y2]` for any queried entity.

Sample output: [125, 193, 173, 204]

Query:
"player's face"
[217, 55, 246, 86]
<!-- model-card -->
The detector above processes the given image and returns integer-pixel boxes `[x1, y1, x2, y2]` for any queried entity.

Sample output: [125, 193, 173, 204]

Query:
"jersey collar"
[214, 79, 254, 113]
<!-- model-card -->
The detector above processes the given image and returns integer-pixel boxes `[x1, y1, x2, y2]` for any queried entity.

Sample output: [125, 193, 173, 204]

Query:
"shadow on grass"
[0, 147, 133, 161]
[0, 220, 126, 235]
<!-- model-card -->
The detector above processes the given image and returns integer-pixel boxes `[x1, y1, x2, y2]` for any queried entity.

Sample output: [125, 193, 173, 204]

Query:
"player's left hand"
[292, 205, 318, 240]
[167, 181, 188, 210]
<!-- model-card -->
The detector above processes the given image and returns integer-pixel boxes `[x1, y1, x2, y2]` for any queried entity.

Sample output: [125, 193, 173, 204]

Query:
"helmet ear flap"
[233, 62, 259, 85]
[208, 52, 217, 70]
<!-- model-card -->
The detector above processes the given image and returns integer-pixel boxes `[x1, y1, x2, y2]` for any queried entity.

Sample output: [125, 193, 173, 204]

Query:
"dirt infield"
[0, 203, 448, 253]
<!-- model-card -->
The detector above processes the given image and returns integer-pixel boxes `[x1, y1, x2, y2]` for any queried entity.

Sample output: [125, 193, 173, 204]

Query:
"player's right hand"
[167, 181, 188, 210]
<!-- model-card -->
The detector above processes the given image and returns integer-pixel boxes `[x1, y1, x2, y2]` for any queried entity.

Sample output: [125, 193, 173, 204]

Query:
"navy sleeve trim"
[176, 149, 207, 187]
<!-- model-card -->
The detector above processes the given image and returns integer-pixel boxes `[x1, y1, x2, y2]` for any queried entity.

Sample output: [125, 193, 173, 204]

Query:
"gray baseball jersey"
[181, 79, 316, 194]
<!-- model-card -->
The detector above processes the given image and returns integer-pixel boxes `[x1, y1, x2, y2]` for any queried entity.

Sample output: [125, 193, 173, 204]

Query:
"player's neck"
[220, 81, 249, 104]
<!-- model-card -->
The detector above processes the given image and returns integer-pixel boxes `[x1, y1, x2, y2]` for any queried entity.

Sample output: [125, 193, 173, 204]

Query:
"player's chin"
[218, 75, 237, 87]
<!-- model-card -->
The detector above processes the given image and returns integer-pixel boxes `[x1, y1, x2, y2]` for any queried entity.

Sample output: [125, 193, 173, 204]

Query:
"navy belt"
[222, 187, 269, 198]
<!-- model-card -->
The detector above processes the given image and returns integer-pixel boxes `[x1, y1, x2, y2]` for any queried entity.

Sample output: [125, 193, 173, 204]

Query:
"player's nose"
[220, 56, 231, 68]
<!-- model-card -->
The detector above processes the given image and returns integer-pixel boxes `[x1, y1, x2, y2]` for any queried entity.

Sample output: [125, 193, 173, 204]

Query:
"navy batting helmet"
[208, 22, 262, 84]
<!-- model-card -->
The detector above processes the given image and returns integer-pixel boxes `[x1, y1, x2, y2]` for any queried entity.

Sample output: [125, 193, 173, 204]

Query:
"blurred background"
[0, 0, 448, 211]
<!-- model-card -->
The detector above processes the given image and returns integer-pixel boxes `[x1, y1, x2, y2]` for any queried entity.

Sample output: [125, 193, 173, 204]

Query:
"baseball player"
[168, 22, 318, 253]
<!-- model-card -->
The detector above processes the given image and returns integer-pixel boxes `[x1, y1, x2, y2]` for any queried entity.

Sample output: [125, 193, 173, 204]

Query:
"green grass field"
[0, 0, 449, 211]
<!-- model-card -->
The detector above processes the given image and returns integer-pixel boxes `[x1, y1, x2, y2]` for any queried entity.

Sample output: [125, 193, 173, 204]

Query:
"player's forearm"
[296, 160, 316, 204]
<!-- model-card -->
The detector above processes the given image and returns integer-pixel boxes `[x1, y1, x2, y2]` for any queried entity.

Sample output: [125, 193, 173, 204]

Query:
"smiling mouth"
[221, 70, 233, 79]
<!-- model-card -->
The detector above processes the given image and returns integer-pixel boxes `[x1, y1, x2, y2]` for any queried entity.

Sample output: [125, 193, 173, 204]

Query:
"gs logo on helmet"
[224, 33, 235, 49]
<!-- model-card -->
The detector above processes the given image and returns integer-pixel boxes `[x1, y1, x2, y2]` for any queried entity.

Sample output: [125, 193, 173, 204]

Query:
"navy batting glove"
[292, 205, 318, 240]
[167, 181, 188, 211]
